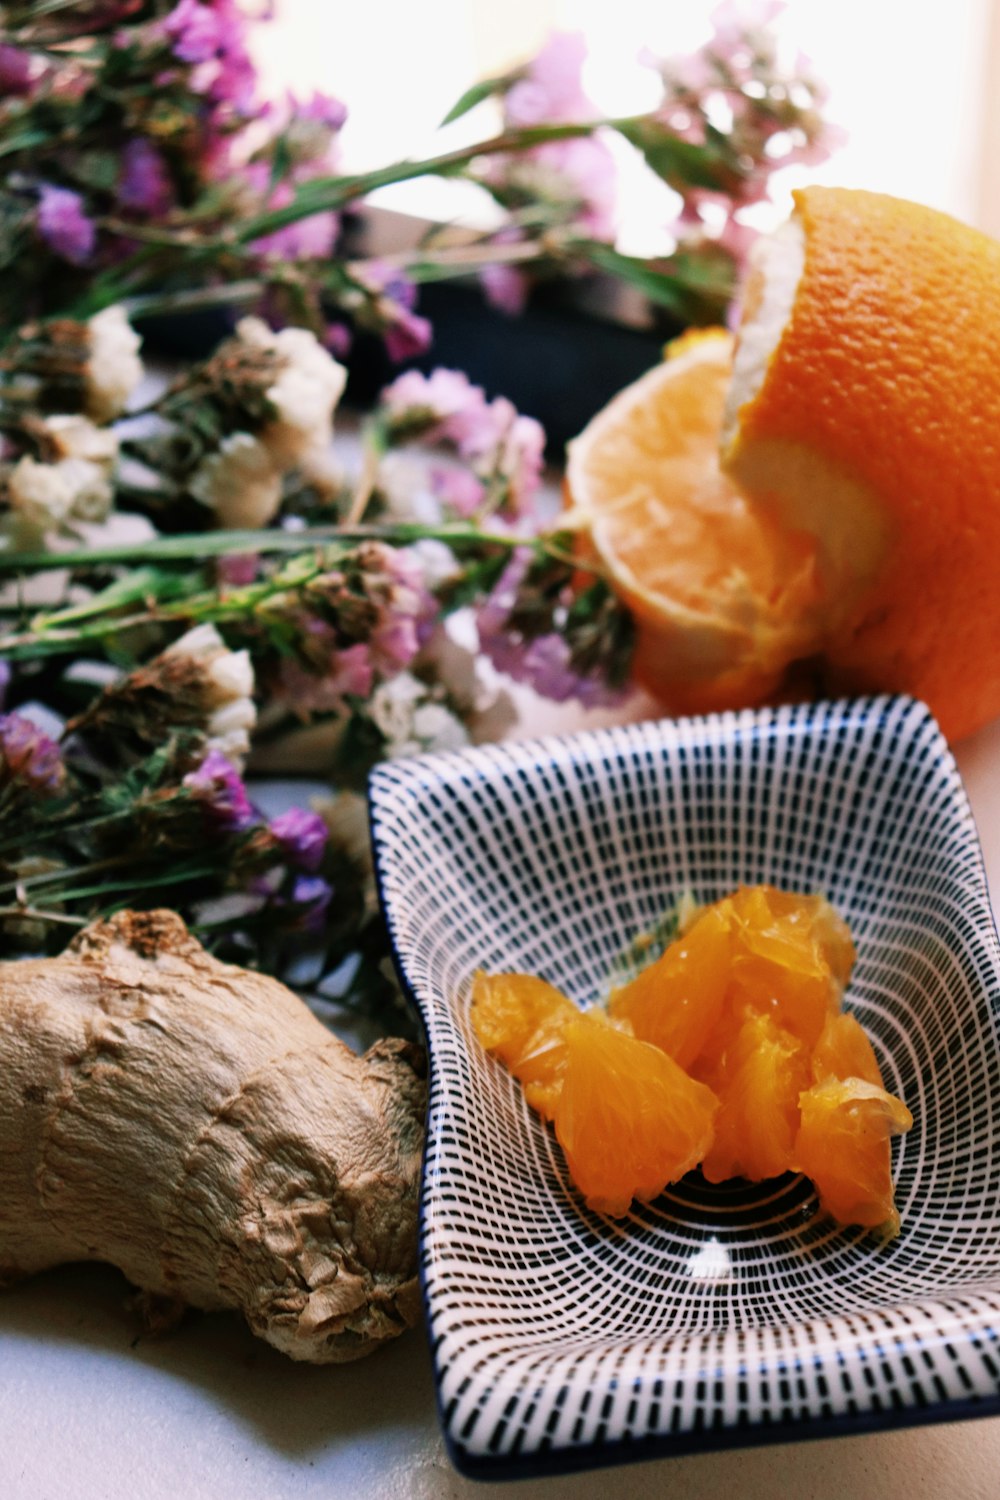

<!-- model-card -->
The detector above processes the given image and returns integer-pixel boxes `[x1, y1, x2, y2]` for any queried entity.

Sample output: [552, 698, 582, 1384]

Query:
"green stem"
[66, 117, 642, 317]
[0, 521, 536, 573]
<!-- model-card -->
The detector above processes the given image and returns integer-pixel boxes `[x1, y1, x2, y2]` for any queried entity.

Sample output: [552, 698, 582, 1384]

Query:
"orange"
[553, 1013, 718, 1217]
[566, 187, 1000, 742]
[725, 885, 852, 1049]
[607, 904, 731, 1069]
[471, 886, 910, 1233]
[811, 1011, 883, 1088]
[469, 970, 578, 1120]
[565, 329, 823, 712]
[699, 1010, 809, 1184]
[794, 1077, 913, 1236]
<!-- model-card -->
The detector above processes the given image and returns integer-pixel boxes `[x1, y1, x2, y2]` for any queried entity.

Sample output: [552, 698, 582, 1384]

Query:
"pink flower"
[0, 712, 65, 795]
[216, 552, 259, 586]
[291, 89, 347, 133]
[384, 306, 433, 363]
[119, 138, 173, 216]
[505, 32, 593, 126]
[37, 185, 96, 265]
[430, 466, 485, 517]
[0, 44, 37, 97]
[480, 261, 530, 317]
[252, 181, 339, 261]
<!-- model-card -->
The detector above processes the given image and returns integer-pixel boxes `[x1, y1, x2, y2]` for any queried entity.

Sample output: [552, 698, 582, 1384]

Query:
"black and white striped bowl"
[369, 697, 1000, 1478]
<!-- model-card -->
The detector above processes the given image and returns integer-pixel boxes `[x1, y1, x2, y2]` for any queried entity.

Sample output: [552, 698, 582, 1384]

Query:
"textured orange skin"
[731, 186, 1000, 742]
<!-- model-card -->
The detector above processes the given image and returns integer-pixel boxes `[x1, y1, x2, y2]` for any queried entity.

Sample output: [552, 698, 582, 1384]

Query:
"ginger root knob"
[0, 909, 426, 1362]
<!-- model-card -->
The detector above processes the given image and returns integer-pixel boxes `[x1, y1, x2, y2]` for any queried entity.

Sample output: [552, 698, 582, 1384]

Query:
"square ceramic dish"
[369, 696, 1000, 1479]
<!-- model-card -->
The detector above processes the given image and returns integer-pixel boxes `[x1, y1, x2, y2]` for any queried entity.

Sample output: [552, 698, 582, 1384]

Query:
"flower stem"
[0, 521, 537, 573]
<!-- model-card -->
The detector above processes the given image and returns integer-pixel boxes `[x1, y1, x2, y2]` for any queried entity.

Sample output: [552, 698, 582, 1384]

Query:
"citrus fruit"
[567, 187, 1000, 741]
[699, 1010, 809, 1184]
[553, 1013, 718, 1217]
[811, 1011, 883, 1087]
[472, 886, 909, 1232]
[607, 904, 731, 1068]
[725, 885, 852, 1049]
[565, 329, 823, 712]
[469, 970, 578, 1120]
[793, 1077, 913, 1236]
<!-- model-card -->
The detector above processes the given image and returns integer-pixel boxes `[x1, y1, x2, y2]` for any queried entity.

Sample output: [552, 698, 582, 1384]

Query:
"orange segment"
[700, 1011, 809, 1183]
[726, 886, 851, 1048]
[553, 1014, 718, 1217]
[607, 904, 732, 1069]
[565, 329, 823, 712]
[794, 1077, 913, 1237]
[469, 970, 578, 1120]
[811, 1011, 883, 1087]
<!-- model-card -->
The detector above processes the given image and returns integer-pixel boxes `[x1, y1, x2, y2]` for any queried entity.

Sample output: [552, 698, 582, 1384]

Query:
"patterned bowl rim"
[369, 696, 1000, 1479]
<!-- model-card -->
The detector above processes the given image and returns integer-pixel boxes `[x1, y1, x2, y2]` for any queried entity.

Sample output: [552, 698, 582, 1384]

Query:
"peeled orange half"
[567, 187, 1000, 741]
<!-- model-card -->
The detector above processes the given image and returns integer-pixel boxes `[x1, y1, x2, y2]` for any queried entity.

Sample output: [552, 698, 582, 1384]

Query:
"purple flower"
[0, 712, 65, 795]
[163, 0, 233, 64]
[164, 0, 258, 111]
[183, 747, 254, 830]
[37, 185, 96, 266]
[476, 553, 624, 709]
[118, 138, 173, 216]
[289, 874, 333, 931]
[0, 44, 37, 97]
[269, 806, 328, 872]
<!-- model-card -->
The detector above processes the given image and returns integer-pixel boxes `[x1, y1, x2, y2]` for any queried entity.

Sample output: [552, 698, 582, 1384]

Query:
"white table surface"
[4, 706, 1000, 1500]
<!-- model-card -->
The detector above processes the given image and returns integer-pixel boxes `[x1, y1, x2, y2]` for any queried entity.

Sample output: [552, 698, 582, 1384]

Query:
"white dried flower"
[411, 701, 468, 754]
[6, 415, 118, 534]
[189, 431, 283, 529]
[376, 452, 443, 525]
[7, 457, 75, 530]
[368, 670, 469, 760]
[163, 622, 256, 763]
[368, 672, 425, 757]
[85, 305, 143, 422]
[236, 317, 346, 468]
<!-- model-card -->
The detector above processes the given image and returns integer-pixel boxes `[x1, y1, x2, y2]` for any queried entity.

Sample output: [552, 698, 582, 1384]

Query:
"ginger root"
[0, 909, 426, 1362]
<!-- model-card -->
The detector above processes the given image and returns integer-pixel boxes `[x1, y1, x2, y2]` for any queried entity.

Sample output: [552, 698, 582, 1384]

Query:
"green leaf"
[573, 241, 695, 319]
[440, 72, 512, 127]
[616, 119, 734, 193]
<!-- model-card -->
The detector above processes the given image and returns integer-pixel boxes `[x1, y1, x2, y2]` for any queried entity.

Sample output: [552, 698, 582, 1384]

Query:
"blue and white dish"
[369, 696, 1000, 1478]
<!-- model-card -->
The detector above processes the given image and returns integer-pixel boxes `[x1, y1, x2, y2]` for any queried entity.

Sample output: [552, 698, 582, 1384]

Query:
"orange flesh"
[470, 887, 910, 1233]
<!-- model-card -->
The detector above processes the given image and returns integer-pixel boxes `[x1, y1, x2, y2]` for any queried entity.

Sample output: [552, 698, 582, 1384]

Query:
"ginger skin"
[0, 909, 427, 1362]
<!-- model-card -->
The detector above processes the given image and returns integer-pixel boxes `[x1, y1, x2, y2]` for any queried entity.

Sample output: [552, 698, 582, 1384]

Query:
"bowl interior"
[370, 697, 1000, 1470]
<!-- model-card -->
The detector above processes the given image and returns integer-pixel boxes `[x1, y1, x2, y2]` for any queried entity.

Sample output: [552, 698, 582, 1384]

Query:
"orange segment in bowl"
[699, 1010, 810, 1184]
[469, 970, 578, 1120]
[553, 1013, 719, 1218]
[793, 1077, 914, 1236]
[607, 904, 731, 1069]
